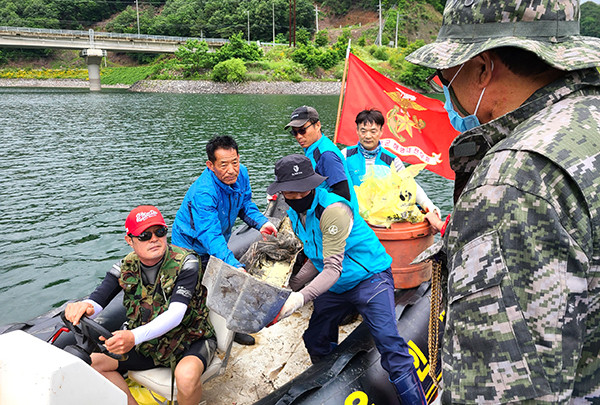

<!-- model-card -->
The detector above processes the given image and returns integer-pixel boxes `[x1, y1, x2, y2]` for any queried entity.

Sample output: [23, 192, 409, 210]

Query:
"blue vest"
[304, 135, 357, 206]
[287, 188, 392, 293]
[345, 144, 396, 186]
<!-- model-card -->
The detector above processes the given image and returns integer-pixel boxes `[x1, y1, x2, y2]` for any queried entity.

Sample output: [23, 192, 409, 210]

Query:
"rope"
[428, 259, 442, 388]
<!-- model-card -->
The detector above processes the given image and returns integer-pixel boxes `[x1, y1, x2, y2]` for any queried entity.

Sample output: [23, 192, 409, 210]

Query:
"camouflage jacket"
[441, 68, 600, 404]
[118, 245, 214, 367]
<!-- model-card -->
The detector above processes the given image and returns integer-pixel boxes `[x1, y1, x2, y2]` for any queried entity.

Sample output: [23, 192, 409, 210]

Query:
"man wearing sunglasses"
[285, 106, 356, 207]
[64, 205, 215, 405]
[406, 0, 600, 403]
[172, 135, 277, 346]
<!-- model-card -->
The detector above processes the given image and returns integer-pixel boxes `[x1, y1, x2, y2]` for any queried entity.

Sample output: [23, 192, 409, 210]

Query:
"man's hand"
[100, 329, 135, 355]
[425, 203, 441, 218]
[260, 221, 278, 239]
[279, 292, 304, 320]
[64, 301, 95, 325]
[425, 211, 444, 234]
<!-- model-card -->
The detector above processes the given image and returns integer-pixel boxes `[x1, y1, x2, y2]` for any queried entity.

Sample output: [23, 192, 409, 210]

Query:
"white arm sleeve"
[83, 299, 103, 319]
[131, 301, 188, 345]
[415, 184, 440, 216]
[394, 156, 440, 216]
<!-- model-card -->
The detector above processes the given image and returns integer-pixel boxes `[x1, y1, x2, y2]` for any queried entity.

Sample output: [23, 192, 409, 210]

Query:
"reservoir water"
[0, 87, 453, 326]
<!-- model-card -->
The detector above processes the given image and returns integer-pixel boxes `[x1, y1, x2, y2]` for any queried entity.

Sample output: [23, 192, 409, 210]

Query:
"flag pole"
[333, 39, 351, 143]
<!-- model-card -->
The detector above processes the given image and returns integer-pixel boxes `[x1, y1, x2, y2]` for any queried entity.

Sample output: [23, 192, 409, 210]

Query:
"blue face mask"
[443, 85, 482, 132]
[442, 61, 492, 133]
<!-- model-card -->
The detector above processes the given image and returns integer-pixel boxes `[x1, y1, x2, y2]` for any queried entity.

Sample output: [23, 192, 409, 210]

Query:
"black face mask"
[285, 190, 315, 214]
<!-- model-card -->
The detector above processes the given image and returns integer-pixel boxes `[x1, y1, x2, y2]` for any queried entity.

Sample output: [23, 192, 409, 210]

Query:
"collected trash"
[355, 164, 426, 228]
[202, 218, 303, 333]
[241, 217, 303, 288]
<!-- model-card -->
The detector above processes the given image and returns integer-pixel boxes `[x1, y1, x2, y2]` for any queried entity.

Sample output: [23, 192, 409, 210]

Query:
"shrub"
[216, 32, 263, 63]
[291, 44, 340, 72]
[316, 48, 339, 70]
[291, 45, 319, 71]
[397, 36, 408, 48]
[296, 28, 310, 46]
[275, 33, 287, 44]
[372, 47, 389, 61]
[397, 40, 435, 91]
[315, 30, 329, 47]
[212, 58, 246, 82]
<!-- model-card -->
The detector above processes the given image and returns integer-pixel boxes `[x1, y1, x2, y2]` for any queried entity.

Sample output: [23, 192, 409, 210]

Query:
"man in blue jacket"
[268, 154, 426, 404]
[172, 135, 277, 345]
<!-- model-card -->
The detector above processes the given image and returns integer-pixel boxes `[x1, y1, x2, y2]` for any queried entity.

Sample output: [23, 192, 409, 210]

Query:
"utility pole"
[378, 0, 382, 46]
[247, 10, 250, 42]
[135, 0, 140, 36]
[395, 11, 399, 48]
[273, 2, 275, 44]
[315, 5, 318, 32]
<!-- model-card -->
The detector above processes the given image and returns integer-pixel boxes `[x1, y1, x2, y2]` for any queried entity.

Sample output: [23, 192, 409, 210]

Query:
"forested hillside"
[1, 0, 597, 41]
[1, 0, 598, 88]
[0, 0, 444, 42]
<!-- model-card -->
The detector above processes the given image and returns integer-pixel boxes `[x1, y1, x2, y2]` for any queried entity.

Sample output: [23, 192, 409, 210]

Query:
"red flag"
[335, 53, 458, 180]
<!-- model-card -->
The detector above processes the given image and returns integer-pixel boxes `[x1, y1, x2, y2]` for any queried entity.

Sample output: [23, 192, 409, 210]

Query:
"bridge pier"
[80, 48, 106, 91]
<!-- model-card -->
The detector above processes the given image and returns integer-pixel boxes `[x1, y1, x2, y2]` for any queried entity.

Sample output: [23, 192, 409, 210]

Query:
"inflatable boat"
[0, 195, 443, 404]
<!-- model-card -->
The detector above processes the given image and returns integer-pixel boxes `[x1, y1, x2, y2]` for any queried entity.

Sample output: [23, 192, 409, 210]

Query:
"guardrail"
[0, 26, 227, 45]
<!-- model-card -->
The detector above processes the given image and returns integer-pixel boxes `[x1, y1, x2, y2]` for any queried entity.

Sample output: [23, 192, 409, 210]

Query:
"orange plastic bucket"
[370, 221, 433, 289]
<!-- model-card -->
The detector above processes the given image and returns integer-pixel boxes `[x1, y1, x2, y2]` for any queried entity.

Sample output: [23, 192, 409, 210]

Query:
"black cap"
[267, 154, 327, 195]
[284, 106, 319, 129]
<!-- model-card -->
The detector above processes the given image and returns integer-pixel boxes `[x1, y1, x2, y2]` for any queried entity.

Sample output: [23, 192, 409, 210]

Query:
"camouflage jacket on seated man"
[119, 245, 214, 367]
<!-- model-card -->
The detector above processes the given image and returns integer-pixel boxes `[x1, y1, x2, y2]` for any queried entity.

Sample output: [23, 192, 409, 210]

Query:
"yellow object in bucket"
[127, 378, 167, 405]
[355, 163, 426, 228]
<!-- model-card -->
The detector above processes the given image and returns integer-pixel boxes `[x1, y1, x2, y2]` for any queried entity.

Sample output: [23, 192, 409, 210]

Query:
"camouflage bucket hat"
[406, 0, 600, 71]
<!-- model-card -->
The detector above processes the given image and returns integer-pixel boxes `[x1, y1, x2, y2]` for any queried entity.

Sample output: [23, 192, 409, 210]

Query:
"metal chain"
[428, 259, 442, 388]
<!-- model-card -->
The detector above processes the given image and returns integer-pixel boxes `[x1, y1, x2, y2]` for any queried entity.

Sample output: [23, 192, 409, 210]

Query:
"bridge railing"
[0, 26, 289, 48]
[0, 26, 227, 45]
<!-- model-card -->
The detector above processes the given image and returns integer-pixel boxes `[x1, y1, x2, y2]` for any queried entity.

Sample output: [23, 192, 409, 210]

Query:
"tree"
[215, 32, 263, 63]
[175, 39, 214, 74]
[581, 1, 600, 38]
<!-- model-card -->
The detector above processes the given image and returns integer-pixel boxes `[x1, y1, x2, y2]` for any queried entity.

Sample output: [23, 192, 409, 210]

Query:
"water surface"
[0, 87, 453, 326]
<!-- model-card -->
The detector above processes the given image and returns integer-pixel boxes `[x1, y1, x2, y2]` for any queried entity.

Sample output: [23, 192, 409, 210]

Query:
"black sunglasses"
[425, 70, 450, 93]
[290, 122, 316, 136]
[130, 226, 168, 242]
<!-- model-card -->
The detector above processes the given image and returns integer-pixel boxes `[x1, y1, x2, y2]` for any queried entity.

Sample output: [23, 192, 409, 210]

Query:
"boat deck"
[202, 302, 361, 404]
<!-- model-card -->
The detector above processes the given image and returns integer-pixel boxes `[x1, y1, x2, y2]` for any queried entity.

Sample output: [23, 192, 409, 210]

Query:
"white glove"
[279, 292, 304, 320]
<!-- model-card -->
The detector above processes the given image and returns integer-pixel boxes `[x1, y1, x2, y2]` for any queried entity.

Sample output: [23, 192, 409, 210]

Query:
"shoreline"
[0, 78, 342, 95]
[0, 78, 130, 89]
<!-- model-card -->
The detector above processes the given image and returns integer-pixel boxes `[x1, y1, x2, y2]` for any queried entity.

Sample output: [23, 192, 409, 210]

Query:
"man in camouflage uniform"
[65, 205, 215, 405]
[407, 0, 600, 403]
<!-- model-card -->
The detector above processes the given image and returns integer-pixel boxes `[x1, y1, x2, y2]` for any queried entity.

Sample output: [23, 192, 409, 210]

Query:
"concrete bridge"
[0, 26, 231, 90]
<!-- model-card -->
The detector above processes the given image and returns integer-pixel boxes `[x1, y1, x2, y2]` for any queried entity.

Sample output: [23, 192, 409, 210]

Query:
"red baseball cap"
[125, 205, 167, 236]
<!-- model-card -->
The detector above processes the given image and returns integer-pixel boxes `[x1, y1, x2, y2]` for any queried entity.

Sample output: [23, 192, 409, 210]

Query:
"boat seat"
[128, 310, 235, 403]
